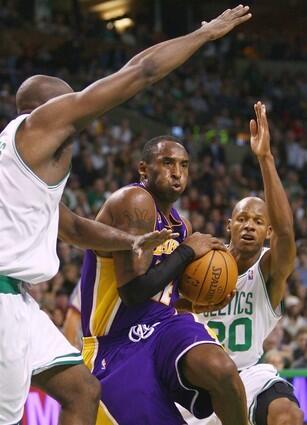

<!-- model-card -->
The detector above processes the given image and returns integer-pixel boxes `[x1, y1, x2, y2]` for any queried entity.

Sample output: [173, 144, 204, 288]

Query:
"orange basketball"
[180, 250, 238, 305]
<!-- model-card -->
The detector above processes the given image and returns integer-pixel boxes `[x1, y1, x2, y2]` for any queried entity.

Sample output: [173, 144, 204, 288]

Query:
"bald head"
[232, 197, 268, 219]
[16, 75, 73, 114]
[229, 196, 271, 255]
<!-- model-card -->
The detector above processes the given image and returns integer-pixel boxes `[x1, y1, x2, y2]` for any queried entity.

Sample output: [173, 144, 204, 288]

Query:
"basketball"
[180, 250, 238, 305]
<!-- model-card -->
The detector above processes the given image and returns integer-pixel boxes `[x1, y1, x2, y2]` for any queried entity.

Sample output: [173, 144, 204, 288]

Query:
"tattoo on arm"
[116, 208, 154, 276]
[121, 208, 153, 230]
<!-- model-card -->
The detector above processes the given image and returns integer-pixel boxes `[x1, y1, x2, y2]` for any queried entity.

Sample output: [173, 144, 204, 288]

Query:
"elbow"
[118, 284, 145, 307]
[275, 225, 295, 241]
[63, 219, 82, 247]
[140, 58, 159, 85]
[118, 287, 139, 307]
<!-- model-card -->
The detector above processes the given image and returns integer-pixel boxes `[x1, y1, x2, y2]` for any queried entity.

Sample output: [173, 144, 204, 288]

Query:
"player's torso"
[0, 115, 68, 284]
[201, 248, 281, 369]
[81, 183, 188, 338]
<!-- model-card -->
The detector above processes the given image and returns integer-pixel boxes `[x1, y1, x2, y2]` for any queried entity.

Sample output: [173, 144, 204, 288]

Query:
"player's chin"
[239, 240, 260, 252]
[167, 187, 184, 201]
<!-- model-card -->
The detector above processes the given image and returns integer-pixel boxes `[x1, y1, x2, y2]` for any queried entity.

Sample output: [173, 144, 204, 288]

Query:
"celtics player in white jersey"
[0, 7, 252, 424]
[181, 103, 304, 425]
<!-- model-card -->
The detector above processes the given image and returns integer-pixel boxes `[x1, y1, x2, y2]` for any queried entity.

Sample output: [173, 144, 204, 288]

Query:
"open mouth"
[241, 234, 255, 241]
[172, 183, 181, 190]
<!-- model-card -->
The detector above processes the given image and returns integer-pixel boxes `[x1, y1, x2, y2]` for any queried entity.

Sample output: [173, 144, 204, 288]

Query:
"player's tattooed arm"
[121, 208, 153, 231]
[96, 186, 157, 287]
[96, 186, 195, 306]
[59, 201, 170, 254]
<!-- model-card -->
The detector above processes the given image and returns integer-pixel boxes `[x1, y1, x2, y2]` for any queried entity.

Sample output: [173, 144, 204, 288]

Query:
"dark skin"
[95, 140, 248, 425]
[227, 103, 302, 425]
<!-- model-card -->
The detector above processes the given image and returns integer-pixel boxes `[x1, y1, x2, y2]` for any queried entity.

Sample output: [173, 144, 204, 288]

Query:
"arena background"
[0, 0, 306, 423]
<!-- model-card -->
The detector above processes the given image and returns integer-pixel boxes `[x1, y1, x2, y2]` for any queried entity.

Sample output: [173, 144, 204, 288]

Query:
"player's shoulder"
[106, 184, 155, 209]
[95, 185, 156, 225]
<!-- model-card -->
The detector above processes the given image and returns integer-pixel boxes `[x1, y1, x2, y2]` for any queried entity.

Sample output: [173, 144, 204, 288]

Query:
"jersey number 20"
[208, 317, 252, 351]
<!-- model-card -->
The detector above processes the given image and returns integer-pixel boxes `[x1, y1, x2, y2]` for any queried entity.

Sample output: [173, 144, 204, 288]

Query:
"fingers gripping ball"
[180, 250, 238, 305]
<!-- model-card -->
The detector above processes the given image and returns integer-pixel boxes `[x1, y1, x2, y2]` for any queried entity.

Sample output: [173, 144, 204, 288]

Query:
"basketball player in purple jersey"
[81, 136, 248, 425]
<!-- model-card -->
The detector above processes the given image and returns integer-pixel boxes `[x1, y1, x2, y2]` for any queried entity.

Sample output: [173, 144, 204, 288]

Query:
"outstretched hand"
[250, 101, 271, 158]
[175, 290, 236, 314]
[132, 229, 179, 258]
[201, 5, 252, 41]
[195, 290, 236, 314]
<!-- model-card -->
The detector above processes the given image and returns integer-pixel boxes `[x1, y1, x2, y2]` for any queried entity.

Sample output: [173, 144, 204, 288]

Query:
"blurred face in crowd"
[264, 350, 285, 371]
[228, 197, 271, 256]
[263, 323, 284, 352]
[139, 140, 189, 204]
[296, 329, 307, 351]
[286, 301, 303, 318]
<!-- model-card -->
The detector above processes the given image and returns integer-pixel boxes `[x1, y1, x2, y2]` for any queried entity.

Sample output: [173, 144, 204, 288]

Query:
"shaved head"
[232, 197, 268, 219]
[16, 75, 73, 114]
[228, 196, 271, 257]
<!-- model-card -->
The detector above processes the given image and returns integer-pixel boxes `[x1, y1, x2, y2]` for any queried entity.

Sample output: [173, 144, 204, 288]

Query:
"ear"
[266, 225, 272, 240]
[138, 161, 147, 181]
[226, 218, 232, 233]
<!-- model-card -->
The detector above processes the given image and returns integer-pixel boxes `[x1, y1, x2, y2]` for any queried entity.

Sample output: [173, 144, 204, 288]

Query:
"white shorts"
[178, 363, 289, 425]
[0, 285, 82, 425]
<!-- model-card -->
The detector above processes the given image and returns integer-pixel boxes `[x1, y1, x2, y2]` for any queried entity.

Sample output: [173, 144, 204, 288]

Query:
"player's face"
[229, 199, 270, 255]
[143, 141, 189, 203]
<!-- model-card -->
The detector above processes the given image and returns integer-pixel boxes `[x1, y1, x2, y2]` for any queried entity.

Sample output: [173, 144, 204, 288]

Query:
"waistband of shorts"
[0, 275, 22, 294]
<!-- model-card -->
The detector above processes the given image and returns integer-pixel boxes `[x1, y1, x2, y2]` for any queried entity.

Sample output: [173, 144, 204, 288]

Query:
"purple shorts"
[92, 312, 221, 425]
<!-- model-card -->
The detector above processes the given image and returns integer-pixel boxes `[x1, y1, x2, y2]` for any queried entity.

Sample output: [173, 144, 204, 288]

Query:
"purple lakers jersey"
[80, 183, 188, 338]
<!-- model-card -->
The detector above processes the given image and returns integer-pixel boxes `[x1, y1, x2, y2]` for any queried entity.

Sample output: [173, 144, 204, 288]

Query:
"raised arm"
[251, 102, 296, 309]
[58, 202, 173, 254]
[18, 6, 251, 162]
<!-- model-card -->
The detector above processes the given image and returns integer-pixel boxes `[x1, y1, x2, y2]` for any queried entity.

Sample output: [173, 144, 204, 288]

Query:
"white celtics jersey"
[200, 248, 282, 370]
[0, 114, 69, 284]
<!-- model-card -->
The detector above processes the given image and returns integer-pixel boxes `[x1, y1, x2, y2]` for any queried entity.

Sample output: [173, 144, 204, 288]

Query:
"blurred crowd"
[0, 0, 307, 370]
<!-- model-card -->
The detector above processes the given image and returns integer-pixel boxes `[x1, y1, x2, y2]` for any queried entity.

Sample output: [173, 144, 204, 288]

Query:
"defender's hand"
[174, 298, 211, 314]
[132, 229, 179, 257]
[201, 5, 251, 41]
[250, 101, 271, 158]
[175, 298, 194, 313]
[175, 291, 236, 314]
[194, 290, 236, 313]
[182, 232, 226, 259]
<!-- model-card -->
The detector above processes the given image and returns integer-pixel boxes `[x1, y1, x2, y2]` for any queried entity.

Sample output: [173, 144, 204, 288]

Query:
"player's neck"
[228, 244, 262, 275]
[154, 198, 173, 219]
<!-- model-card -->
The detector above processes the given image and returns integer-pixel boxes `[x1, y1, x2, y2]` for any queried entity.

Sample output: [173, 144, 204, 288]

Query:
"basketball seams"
[180, 250, 238, 305]
[196, 251, 215, 304]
